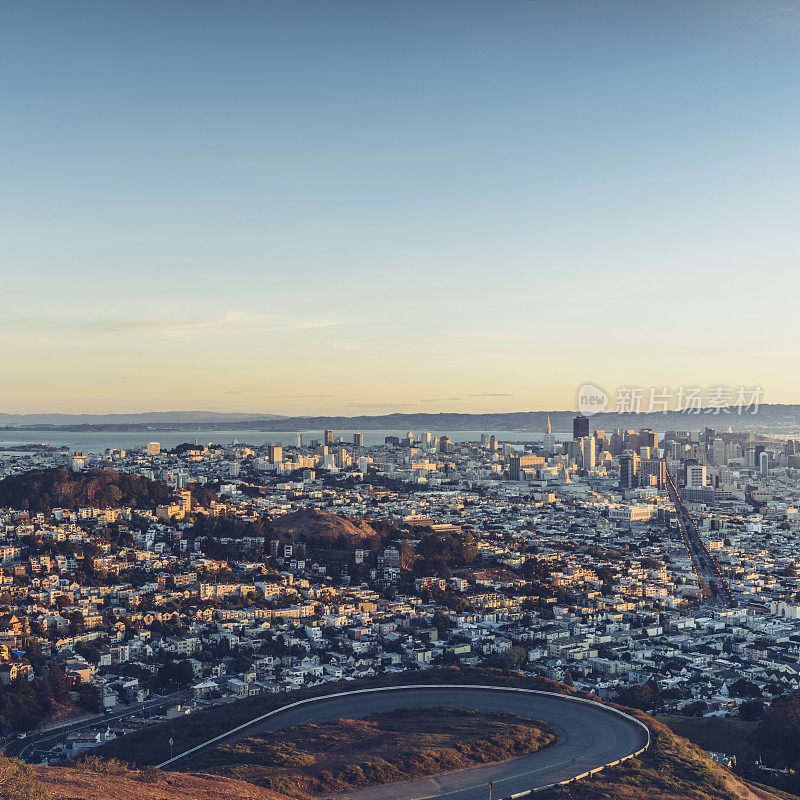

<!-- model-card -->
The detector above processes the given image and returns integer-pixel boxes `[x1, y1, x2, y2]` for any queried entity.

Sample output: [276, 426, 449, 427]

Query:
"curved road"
[166, 685, 648, 800]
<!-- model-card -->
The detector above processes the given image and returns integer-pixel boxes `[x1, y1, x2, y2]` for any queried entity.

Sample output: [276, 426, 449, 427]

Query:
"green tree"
[751, 690, 800, 766]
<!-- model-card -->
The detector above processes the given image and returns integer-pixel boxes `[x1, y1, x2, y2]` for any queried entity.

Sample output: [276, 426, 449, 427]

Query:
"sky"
[2, 0, 800, 416]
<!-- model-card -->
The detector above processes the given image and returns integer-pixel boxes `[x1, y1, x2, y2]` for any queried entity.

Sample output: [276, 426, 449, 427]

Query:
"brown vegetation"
[36, 759, 291, 800]
[201, 706, 555, 797]
[94, 667, 569, 767]
[549, 711, 788, 800]
[270, 509, 381, 547]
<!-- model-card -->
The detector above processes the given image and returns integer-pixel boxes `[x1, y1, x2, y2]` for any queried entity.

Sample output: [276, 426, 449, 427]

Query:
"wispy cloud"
[104, 311, 346, 338]
[330, 342, 366, 351]
[4, 310, 350, 340]
[420, 397, 463, 403]
[468, 393, 514, 398]
[734, 0, 800, 31]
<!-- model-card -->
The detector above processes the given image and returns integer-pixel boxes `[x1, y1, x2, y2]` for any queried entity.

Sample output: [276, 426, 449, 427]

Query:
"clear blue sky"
[2, 1, 799, 414]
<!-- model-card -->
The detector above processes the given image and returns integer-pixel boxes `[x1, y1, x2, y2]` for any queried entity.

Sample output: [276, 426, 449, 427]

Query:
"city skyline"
[3, 0, 800, 415]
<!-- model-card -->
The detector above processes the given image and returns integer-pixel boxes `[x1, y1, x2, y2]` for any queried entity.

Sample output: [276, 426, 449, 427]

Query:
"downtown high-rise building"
[573, 415, 590, 440]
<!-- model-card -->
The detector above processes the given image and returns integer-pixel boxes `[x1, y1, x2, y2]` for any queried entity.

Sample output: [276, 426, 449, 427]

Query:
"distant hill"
[0, 467, 178, 513]
[270, 508, 381, 547]
[0, 410, 282, 426]
[5, 405, 800, 434]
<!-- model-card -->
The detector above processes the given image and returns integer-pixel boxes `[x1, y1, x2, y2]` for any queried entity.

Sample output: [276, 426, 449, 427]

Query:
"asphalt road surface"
[3, 690, 191, 764]
[198, 686, 648, 800]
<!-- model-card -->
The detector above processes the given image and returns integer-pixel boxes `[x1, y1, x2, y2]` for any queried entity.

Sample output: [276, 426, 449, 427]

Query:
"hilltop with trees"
[0, 468, 214, 513]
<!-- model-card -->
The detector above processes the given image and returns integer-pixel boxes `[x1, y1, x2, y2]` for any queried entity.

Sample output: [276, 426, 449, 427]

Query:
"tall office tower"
[625, 431, 642, 452]
[712, 437, 725, 465]
[639, 458, 666, 489]
[581, 436, 596, 469]
[439, 435, 453, 453]
[759, 451, 770, 477]
[489, 435, 497, 451]
[268, 445, 283, 464]
[573, 415, 590, 440]
[665, 440, 679, 460]
[686, 464, 707, 487]
[481, 433, 490, 446]
[419, 431, 432, 447]
[542, 414, 556, 454]
[744, 448, 756, 467]
[229, 461, 240, 477]
[324, 429, 334, 446]
[619, 452, 640, 488]
[641, 429, 658, 451]
[295, 432, 303, 448]
[147, 441, 161, 456]
[353, 432, 364, 447]
[640, 446, 651, 460]
[610, 429, 623, 456]
[786, 440, 798, 456]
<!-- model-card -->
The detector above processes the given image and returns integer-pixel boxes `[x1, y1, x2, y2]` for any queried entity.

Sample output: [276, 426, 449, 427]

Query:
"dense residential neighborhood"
[1, 423, 800, 765]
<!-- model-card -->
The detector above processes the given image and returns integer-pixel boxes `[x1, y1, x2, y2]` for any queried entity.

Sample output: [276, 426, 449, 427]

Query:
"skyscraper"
[619, 452, 640, 488]
[573, 415, 590, 440]
[686, 464, 707, 487]
[353, 432, 364, 447]
[581, 436, 595, 469]
[640, 429, 658, 450]
[324, 429, 334, 446]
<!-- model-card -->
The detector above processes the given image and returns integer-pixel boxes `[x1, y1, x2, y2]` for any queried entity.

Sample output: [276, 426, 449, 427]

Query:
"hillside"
[0, 467, 212, 513]
[549, 709, 788, 800]
[9, 405, 800, 434]
[34, 759, 293, 800]
[269, 508, 382, 547]
[10, 677, 798, 800]
[92, 669, 570, 766]
[201, 707, 555, 796]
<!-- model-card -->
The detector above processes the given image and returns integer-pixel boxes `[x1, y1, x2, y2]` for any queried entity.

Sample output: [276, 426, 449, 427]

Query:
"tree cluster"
[0, 467, 174, 513]
[0, 666, 71, 733]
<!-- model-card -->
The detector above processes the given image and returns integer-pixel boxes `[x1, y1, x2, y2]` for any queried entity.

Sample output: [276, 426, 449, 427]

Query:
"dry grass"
[36, 764, 294, 800]
[94, 667, 569, 768]
[549, 711, 789, 800]
[198, 706, 556, 797]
